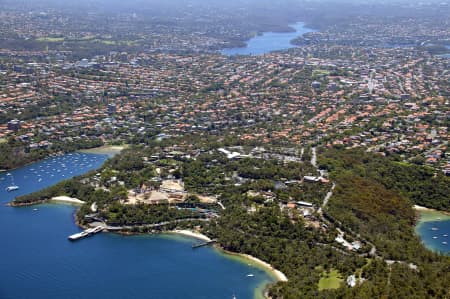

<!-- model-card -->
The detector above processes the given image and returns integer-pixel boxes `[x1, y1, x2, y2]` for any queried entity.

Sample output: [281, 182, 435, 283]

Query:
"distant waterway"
[0, 152, 275, 299]
[415, 209, 450, 255]
[0, 152, 108, 198]
[437, 45, 450, 59]
[221, 22, 315, 56]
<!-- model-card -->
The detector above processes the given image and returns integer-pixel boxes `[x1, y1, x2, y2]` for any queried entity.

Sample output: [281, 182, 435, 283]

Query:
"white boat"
[247, 274, 254, 277]
[431, 227, 438, 231]
[68, 231, 89, 241]
[5, 174, 19, 192]
[433, 236, 438, 239]
[6, 185, 19, 192]
[443, 234, 448, 237]
[442, 242, 448, 245]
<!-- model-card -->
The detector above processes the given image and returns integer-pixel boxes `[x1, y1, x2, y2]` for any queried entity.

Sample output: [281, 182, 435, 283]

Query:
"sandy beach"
[239, 253, 288, 282]
[414, 205, 436, 211]
[170, 229, 288, 282]
[414, 205, 450, 214]
[414, 205, 450, 224]
[218, 249, 288, 283]
[171, 229, 212, 242]
[50, 196, 85, 205]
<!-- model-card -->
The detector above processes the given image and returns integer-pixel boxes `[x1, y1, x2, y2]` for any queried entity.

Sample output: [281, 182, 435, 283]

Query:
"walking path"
[311, 147, 418, 271]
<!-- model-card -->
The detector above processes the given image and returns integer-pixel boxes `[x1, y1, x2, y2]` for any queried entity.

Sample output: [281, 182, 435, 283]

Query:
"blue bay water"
[0, 153, 274, 299]
[0, 152, 108, 198]
[436, 45, 450, 58]
[221, 22, 314, 56]
[415, 214, 450, 255]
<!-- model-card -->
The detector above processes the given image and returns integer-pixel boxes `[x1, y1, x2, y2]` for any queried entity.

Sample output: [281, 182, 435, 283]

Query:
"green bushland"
[36, 37, 65, 42]
[319, 148, 450, 212]
[12, 145, 450, 298]
[0, 138, 104, 171]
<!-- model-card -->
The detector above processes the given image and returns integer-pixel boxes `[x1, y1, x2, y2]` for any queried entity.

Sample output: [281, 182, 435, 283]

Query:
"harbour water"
[0, 152, 275, 299]
[436, 45, 450, 59]
[221, 22, 314, 56]
[415, 210, 450, 255]
[0, 152, 109, 198]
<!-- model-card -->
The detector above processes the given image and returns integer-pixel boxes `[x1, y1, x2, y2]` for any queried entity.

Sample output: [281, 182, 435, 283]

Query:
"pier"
[192, 240, 216, 249]
[68, 226, 104, 241]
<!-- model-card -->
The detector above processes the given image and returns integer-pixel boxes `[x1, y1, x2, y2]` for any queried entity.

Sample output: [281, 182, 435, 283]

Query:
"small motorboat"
[5, 174, 19, 191]
[6, 185, 19, 192]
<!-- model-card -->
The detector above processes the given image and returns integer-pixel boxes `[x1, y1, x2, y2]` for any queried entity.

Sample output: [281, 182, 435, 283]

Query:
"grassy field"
[36, 36, 138, 46]
[312, 69, 331, 78]
[318, 269, 344, 291]
[37, 37, 65, 42]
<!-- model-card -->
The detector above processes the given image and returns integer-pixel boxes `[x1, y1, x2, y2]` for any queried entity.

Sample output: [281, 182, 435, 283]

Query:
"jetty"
[68, 226, 104, 241]
[192, 240, 216, 249]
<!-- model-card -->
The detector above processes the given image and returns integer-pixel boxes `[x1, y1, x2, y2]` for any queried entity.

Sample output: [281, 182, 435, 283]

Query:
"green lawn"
[36, 36, 138, 46]
[318, 269, 344, 291]
[37, 37, 65, 42]
[312, 69, 331, 78]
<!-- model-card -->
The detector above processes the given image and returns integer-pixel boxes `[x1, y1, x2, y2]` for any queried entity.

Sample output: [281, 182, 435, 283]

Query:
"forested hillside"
[319, 148, 450, 211]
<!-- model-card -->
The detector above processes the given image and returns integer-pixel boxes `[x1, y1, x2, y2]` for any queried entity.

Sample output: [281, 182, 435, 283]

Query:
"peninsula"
[2, 0, 450, 298]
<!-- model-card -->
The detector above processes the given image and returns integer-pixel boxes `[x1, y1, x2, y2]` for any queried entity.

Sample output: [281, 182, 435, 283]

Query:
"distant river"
[415, 210, 450, 255]
[0, 153, 274, 299]
[221, 22, 315, 56]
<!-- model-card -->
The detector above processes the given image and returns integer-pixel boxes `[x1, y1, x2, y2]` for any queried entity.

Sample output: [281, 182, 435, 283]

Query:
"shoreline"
[413, 205, 450, 214]
[167, 230, 288, 283]
[168, 229, 287, 299]
[50, 196, 85, 205]
[0, 144, 118, 173]
[79, 145, 127, 157]
[217, 248, 288, 299]
[11, 197, 287, 298]
[169, 229, 212, 242]
[9, 199, 46, 207]
[414, 205, 450, 224]
[10, 197, 84, 207]
[7, 147, 121, 207]
[221, 21, 315, 55]
[414, 205, 450, 255]
[221, 249, 288, 282]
